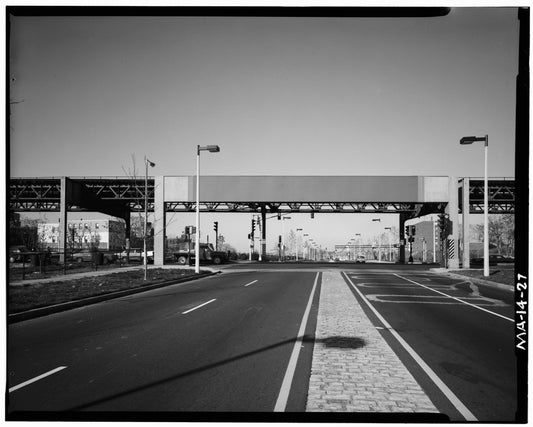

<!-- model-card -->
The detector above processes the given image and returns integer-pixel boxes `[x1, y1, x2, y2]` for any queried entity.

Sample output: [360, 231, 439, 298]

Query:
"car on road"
[116, 248, 154, 263]
[355, 254, 366, 263]
[72, 250, 117, 264]
[490, 254, 514, 264]
[470, 256, 498, 267]
[9, 245, 31, 263]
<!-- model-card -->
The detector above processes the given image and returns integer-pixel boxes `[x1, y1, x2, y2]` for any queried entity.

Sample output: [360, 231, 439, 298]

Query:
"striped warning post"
[448, 238, 455, 259]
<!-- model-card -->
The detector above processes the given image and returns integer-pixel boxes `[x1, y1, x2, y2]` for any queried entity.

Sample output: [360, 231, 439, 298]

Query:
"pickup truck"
[173, 243, 227, 265]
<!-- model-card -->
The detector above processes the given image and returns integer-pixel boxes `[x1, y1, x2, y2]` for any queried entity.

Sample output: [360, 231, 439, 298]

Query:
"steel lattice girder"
[458, 179, 515, 214]
[163, 201, 421, 214]
[10, 177, 515, 215]
[9, 177, 155, 213]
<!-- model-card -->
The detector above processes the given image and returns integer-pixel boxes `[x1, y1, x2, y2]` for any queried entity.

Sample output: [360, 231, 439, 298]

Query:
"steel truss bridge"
[9, 176, 515, 215]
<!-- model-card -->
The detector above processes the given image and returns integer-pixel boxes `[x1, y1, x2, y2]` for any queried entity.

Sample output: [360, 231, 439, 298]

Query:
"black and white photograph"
[6, 4, 528, 423]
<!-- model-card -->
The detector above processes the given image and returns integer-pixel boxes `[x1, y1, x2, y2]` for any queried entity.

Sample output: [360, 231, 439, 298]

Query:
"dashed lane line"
[244, 280, 258, 287]
[343, 272, 478, 421]
[182, 299, 217, 315]
[9, 366, 67, 393]
[394, 274, 514, 323]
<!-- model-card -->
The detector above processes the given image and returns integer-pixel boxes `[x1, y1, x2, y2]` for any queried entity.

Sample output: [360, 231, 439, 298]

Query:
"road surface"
[7, 264, 519, 421]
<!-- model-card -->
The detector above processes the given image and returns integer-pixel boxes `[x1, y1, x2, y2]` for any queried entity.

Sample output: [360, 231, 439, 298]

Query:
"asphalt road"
[7, 263, 519, 421]
[7, 270, 320, 419]
[342, 269, 516, 421]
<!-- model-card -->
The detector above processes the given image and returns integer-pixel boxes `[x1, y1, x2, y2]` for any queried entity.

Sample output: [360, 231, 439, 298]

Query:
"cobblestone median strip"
[306, 271, 439, 413]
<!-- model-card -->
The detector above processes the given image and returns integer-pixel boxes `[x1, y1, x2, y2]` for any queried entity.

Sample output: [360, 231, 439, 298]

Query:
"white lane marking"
[365, 294, 506, 306]
[343, 272, 478, 422]
[9, 366, 67, 393]
[274, 272, 319, 412]
[394, 274, 514, 323]
[182, 299, 217, 315]
[244, 280, 258, 287]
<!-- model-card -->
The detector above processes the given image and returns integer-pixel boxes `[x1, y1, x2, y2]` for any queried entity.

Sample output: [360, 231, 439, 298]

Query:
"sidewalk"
[8, 264, 217, 287]
[306, 271, 439, 414]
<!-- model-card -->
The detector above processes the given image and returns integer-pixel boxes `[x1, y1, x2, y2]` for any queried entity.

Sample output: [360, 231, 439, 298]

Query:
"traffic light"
[446, 218, 453, 235]
[405, 225, 410, 236]
[251, 219, 256, 237]
[278, 213, 281, 220]
[438, 214, 448, 240]
[213, 221, 218, 233]
[411, 225, 416, 236]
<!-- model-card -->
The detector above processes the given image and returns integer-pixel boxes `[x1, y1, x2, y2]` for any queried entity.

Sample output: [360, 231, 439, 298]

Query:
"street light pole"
[460, 135, 489, 277]
[296, 228, 303, 261]
[195, 145, 220, 274]
[144, 157, 155, 281]
[372, 218, 381, 262]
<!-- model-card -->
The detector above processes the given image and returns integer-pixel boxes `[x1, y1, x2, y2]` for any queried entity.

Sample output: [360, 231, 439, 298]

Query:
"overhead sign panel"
[163, 176, 448, 203]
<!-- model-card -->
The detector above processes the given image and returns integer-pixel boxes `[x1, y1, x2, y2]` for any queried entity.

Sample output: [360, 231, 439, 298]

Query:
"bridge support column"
[261, 207, 267, 261]
[59, 177, 68, 264]
[461, 178, 470, 268]
[154, 176, 166, 266]
[399, 213, 409, 264]
[446, 176, 460, 269]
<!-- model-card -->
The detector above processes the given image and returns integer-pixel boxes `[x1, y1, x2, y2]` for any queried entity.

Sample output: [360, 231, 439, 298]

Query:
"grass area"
[449, 266, 515, 287]
[8, 268, 197, 314]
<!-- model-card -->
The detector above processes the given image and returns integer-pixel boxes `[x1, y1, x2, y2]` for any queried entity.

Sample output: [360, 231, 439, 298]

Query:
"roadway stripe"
[9, 366, 67, 393]
[343, 272, 478, 421]
[182, 299, 216, 315]
[274, 272, 319, 412]
[394, 274, 514, 323]
[244, 280, 258, 287]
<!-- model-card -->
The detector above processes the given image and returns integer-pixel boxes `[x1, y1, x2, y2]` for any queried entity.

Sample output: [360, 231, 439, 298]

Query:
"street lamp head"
[199, 145, 221, 153]
[460, 135, 487, 145]
[460, 136, 475, 145]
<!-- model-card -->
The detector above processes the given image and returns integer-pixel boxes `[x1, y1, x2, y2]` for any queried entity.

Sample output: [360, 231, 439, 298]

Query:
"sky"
[8, 7, 520, 252]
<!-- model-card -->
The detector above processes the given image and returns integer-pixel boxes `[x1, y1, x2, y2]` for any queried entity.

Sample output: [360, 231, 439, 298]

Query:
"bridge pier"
[59, 177, 68, 263]
[154, 176, 165, 266]
[446, 176, 460, 269]
[460, 178, 470, 268]
[399, 212, 408, 264]
[261, 207, 267, 261]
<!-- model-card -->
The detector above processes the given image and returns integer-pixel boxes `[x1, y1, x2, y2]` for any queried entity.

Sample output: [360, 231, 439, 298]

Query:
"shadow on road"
[67, 334, 365, 411]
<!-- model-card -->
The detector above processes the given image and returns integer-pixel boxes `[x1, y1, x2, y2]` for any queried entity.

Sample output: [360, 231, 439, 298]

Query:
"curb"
[430, 268, 514, 292]
[8, 271, 219, 324]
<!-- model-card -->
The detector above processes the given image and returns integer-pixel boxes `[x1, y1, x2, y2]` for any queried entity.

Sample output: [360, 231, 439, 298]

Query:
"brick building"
[38, 219, 125, 251]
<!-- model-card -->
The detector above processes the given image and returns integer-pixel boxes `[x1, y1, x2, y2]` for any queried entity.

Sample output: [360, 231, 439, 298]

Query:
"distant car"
[117, 248, 153, 263]
[72, 250, 116, 264]
[470, 257, 497, 267]
[490, 254, 514, 264]
[356, 255, 366, 264]
[9, 245, 30, 263]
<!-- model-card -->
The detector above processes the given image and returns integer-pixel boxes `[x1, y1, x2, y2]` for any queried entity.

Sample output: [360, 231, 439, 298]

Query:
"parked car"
[9, 245, 31, 263]
[356, 254, 366, 264]
[470, 256, 497, 267]
[117, 248, 154, 263]
[490, 254, 514, 264]
[72, 250, 116, 264]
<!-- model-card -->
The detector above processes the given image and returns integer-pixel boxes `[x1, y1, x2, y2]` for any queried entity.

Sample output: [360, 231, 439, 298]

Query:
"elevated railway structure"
[9, 175, 515, 266]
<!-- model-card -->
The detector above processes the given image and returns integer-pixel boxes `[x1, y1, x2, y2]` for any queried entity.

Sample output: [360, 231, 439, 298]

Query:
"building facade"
[38, 219, 125, 251]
